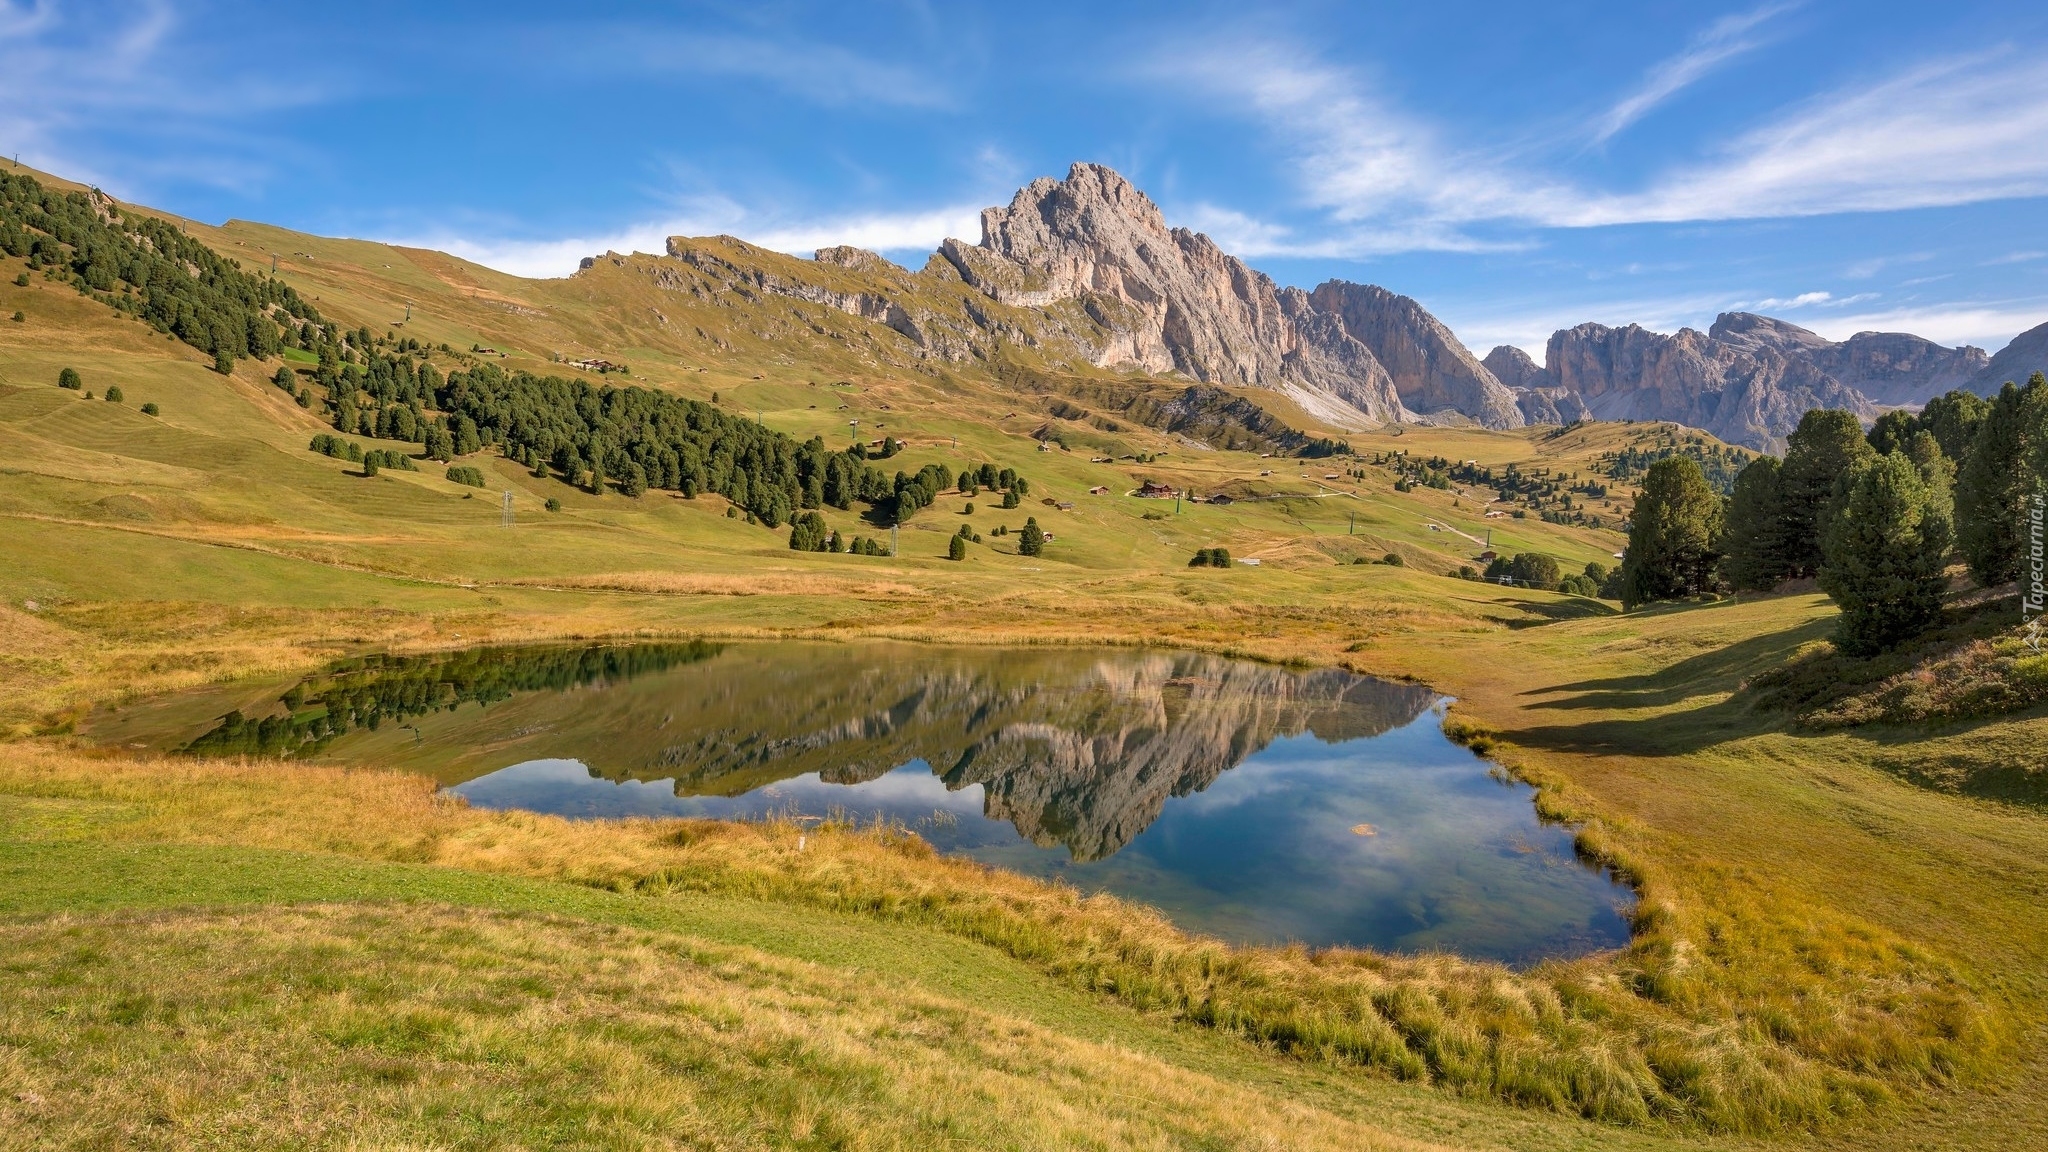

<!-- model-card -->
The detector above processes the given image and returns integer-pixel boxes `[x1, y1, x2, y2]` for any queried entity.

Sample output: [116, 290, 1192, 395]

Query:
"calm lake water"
[101, 641, 1633, 964]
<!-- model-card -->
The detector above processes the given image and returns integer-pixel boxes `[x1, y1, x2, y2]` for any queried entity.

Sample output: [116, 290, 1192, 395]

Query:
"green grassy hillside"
[3, 161, 2047, 1150]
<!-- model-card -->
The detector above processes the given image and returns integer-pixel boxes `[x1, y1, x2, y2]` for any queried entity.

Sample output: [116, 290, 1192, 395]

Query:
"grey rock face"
[1972, 319, 2048, 394]
[1543, 318, 1876, 451]
[1709, 313, 1987, 407]
[1307, 282, 1522, 427]
[813, 245, 900, 275]
[941, 163, 1417, 426]
[1483, 345, 1550, 390]
[1513, 387, 1590, 426]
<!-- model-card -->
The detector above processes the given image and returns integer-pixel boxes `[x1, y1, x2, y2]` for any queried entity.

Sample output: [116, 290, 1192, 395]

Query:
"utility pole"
[270, 255, 277, 273]
[404, 302, 412, 322]
[1174, 491, 1182, 515]
[1348, 512, 1355, 535]
[502, 491, 514, 529]
[891, 519, 899, 558]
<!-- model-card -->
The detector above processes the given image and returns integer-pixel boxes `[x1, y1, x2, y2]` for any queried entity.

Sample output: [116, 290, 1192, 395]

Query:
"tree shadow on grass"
[1521, 615, 1832, 713]
[1506, 692, 1782, 757]
[1500, 608, 1834, 757]
[1498, 597, 1621, 627]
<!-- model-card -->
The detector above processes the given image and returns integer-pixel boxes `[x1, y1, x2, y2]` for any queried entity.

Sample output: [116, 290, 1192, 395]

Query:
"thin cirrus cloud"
[537, 25, 952, 109]
[0, 0, 336, 195]
[1588, 2, 1800, 145]
[1161, 38, 2048, 252]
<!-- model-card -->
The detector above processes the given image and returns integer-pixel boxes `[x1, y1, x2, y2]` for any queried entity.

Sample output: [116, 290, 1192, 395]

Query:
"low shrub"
[1744, 598, 2028, 726]
[446, 465, 487, 488]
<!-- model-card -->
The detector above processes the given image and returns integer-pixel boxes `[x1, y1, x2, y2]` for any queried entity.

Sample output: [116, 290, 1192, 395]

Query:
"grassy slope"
[3, 163, 2046, 1148]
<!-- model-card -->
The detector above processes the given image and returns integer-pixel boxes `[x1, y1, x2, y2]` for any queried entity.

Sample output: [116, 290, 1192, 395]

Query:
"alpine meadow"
[7, 3, 2048, 1149]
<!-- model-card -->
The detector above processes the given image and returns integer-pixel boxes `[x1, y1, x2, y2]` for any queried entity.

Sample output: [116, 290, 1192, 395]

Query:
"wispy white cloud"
[395, 198, 986, 279]
[1158, 38, 2048, 252]
[540, 26, 951, 109]
[1730, 290, 1878, 310]
[1804, 302, 2048, 350]
[0, 0, 334, 196]
[1561, 52, 2048, 225]
[1985, 250, 2048, 266]
[1590, 3, 1798, 145]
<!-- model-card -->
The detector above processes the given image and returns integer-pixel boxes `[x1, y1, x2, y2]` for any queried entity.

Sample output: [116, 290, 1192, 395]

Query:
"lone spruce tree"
[1778, 409, 1875, 578]
[1954, 374, 2042, 587]
[1621, 457, 1724, 608]
[1820, 453, 1952, 656]
[1719, 455, 1788, 591]
[1017, 517, 1045, 557]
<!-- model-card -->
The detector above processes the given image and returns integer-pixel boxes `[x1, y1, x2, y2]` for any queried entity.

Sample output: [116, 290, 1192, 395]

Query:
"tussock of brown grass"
[0, 743, 1998, 1135]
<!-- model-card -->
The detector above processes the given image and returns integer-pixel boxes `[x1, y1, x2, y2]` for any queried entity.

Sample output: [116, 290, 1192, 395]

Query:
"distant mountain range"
[724, 162, 2041, 451]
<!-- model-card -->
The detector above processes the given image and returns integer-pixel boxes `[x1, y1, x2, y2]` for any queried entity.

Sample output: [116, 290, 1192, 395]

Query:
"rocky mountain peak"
[1707, 312, 1833, 354]
[980, 162, 1171, 262]
[929, 162, 1522, 429]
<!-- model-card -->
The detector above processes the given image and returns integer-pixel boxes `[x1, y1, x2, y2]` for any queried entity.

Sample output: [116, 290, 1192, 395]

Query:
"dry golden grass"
[0, 903, 1446, 1151]
[0, 742, 1997, 1135]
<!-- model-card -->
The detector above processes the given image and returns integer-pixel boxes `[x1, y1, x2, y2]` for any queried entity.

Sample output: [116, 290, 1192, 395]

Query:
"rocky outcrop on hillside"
[1973, 319, 2048, 393]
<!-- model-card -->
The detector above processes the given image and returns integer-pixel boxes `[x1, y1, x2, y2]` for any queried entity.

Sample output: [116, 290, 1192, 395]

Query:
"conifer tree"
[1954, 375, 2040, 587]
[1778, 409, 1874, 578]
[948, 533, 967, 561]
[788, 511, 828, 552]
[1719, 455, 1789, 591]
[1018, 517, 1045, 557]
[1918, 389, 1992, 463]
[1621, 457, 1724, 608]
[1821, 453, 1952, 655]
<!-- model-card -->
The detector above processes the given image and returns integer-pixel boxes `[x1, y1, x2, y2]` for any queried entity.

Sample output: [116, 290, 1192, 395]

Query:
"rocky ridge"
[1486, 313, 1997, 450]
[1972, 319, 2048, 393]
[621, 163, 2031, 449]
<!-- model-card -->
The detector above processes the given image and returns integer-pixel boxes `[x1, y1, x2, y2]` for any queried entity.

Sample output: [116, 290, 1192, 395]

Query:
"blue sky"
[6, 0, 2047, 356]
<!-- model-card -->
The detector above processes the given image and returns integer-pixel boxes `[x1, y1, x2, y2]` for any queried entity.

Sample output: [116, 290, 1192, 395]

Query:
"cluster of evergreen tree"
[1626, 377, 2047, 655]
[1599, 435, 1749, 493]
[1374, 451, 1617, 527]
[1188, 547, 1233, 567]
[0, 172, 322, 372]
[1482, 552, 1561, 590]
[310, 357, 1033, 530]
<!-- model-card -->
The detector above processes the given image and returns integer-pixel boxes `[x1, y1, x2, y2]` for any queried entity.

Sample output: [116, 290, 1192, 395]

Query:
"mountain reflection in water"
[152, 641, 1631, 961]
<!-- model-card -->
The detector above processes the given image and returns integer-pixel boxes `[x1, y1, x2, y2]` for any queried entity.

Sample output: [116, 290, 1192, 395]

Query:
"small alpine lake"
[92, 640, 1634, 965]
